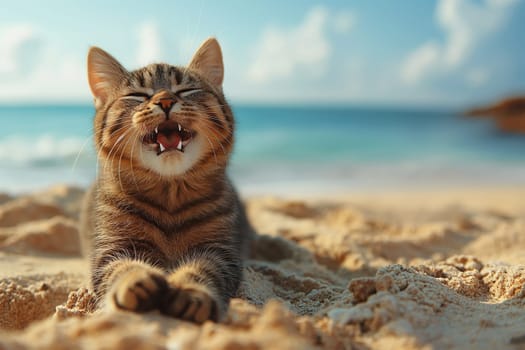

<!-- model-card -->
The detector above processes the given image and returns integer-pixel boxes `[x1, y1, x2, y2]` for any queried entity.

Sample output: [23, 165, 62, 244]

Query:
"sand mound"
[0, 186, 524, 349]
[0, 216, 81, 255]
[0, 273, 84, 330]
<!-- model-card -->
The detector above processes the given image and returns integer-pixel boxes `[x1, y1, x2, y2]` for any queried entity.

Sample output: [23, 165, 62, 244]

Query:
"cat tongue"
[157, 131, 182, 150]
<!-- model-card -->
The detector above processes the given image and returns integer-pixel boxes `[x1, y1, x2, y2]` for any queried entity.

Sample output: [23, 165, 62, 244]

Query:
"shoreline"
[4, 181, 525, 203]
[2, 162, 525, 197]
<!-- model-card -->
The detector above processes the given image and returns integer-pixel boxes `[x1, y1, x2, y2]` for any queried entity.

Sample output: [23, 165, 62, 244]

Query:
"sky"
[0, 0, 524, 107]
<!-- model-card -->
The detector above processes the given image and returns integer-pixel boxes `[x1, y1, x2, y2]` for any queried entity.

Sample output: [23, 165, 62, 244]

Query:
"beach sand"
[1, 185, 525, 349]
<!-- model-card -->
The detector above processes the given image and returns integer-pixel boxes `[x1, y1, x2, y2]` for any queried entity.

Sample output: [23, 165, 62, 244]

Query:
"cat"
[79, 38, 252, 323]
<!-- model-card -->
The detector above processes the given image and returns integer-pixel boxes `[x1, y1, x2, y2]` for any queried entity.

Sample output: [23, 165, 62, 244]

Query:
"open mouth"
[143, 120, 195, 155]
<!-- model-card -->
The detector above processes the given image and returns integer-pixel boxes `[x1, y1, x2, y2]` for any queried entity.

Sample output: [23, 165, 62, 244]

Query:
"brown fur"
[80, 38, 252, 323]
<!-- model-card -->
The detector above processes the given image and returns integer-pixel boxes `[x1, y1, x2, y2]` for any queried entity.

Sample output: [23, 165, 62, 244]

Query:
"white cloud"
[401, 0, 518, 85]
[466, 68, 490, 87]
[0, 24, 89, 102]
[332, 12, 356, 34]
[0, 24, 41, 78]
[0, 49, 88, 102]
[247, 6, 352, 84]
[0, 21, 169, 103]
[136, 21, 162, 66]
[401, 42, 441, 84]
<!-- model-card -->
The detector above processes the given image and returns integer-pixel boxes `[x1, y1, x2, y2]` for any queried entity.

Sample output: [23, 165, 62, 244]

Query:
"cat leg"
[91, 235, 170, 312]
[94, 258, 168, 312]
[109, 260, 168, 312]
[161, 247, 241, 323]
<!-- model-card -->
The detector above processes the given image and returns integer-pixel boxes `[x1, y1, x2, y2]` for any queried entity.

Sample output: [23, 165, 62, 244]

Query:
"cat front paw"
[111, 269, 168, 312]
[161, 286, 220, 323]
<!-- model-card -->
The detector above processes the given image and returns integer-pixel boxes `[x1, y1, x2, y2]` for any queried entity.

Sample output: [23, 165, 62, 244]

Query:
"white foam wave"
[0, 134, 95, 167]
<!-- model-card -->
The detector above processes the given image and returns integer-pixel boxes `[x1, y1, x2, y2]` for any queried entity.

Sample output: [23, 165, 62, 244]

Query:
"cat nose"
[155, 97, 176, 115]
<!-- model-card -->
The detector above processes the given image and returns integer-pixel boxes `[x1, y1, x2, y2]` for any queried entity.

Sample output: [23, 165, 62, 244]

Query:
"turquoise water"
[1, 105, 525, 194]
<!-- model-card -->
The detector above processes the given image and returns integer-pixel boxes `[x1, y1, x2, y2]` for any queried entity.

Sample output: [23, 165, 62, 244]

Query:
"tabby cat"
[80, 38, 252, 323]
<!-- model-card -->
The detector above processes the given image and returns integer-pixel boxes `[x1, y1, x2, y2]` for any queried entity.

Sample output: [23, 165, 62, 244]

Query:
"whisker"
[129, 129, 141, 192]
[71, 134, 94, 172]
[105, 129, 133, 183]
[204, 134, 218, 167]
[139, 136, 147, 181]
[103, 127, 134, 175]
[93, 119, 135, 177]
[117, 130, 136, 192]
[196, 122, 230, 156]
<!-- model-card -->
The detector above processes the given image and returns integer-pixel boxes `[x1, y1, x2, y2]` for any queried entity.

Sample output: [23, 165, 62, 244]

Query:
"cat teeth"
[177, 140, 183, 151]
[153, 124, 184, 133]
[159, 143, 166, 152]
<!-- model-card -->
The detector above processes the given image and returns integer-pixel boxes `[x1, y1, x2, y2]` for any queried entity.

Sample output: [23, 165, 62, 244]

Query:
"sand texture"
[0, 185, 525, 349]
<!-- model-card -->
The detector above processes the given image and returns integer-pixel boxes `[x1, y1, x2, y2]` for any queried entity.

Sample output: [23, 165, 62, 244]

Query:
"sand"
[0, 185, 525, 349]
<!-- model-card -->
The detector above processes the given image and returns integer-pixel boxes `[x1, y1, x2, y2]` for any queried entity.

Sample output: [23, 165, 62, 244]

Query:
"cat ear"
[188, 38, 224, 87]
[87, 47, 127, 106]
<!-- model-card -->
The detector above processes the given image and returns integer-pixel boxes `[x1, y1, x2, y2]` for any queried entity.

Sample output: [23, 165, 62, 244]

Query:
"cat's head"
[87, 38, 233, 179]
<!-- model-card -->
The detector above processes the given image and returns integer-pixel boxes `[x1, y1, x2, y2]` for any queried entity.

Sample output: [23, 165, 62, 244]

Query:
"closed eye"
[121, 92, 151, 102]
[177, 88, 204, 98]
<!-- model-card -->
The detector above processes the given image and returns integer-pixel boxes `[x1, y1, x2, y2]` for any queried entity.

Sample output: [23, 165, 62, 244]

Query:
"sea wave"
[0, 134, 95, 167]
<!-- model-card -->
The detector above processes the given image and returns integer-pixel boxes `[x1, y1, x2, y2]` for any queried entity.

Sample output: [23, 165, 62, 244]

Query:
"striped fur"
[80, 38, 252, 323]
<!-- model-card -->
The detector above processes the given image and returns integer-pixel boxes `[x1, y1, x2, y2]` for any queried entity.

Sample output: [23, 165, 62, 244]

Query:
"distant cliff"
[466, 96, 525, 133]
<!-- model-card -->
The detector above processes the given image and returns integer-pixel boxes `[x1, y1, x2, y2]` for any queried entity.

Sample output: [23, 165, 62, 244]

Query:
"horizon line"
[0, 99, 466, 112]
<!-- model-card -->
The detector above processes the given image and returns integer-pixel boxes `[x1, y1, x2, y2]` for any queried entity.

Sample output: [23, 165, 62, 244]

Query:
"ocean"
[1, 105, 525, 195]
